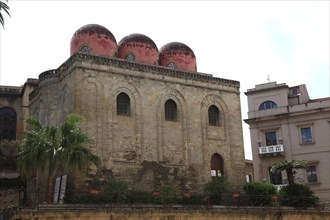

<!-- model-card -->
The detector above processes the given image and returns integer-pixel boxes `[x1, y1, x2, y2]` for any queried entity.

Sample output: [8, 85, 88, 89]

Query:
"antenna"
[267, 74, 270, 83]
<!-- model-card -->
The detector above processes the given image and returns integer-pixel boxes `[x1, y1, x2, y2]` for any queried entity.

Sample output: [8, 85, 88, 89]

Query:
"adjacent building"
[244, 81, 330, 202]
[0, 24, 246, 201]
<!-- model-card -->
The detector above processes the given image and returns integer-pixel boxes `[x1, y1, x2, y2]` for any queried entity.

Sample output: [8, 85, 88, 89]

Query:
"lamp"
[257, 140, 261, 147]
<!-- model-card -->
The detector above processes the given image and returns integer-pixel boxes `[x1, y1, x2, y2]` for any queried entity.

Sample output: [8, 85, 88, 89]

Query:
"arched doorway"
[211, 153, 224, 179]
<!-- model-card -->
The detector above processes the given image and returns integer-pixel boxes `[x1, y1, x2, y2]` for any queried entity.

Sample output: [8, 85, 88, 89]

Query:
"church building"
[0, 24, 246, 194]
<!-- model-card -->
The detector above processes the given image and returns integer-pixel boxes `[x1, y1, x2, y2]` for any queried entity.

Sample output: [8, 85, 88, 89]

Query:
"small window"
[165, 99, 177, 121]
[306, 165, 318, 183]
[0, 107, 17, 141]
[79, 45, 91, 53]
[125, 54, 135, 61]
[291, 89, 299, 95]
[167, 62, 177, 69]
[259, 101, 277, 110]
[265, 131, 277, 146]
[208, 105, 220, 126]
[269, 168, 283, 185]
[117, 93, 130, 116]
[301, 127, 312, 144]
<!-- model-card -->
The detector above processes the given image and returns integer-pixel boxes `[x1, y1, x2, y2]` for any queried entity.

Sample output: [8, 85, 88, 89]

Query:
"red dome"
[118, 33, 159, 65]
[159, 42, 197, 72]
[70, 24, 118, 57]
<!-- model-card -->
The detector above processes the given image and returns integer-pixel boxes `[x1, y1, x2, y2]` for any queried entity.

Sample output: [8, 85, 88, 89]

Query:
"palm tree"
[270, 160, 308, 186]
[18, 114, 101, 203]
[0, 0, 11, 28]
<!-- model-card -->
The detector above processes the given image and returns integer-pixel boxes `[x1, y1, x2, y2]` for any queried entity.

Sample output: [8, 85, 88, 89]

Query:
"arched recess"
[201, 94, 228, 141]
[60, 84, 73, 123]
[211, 153, 224, 179]
[156, 87, 188, 165]
[80, 75, 104, 157]
[108, 82, 142, 162]
[0, 107, 17, 141]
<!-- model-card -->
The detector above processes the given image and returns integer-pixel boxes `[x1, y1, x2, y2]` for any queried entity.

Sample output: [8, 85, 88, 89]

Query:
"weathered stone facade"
[26, 52, 245, 193]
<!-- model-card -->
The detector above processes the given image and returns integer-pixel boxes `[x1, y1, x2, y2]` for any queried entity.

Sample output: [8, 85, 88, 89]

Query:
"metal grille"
[117, 93, 130, 116]
[208, 105, 220, 126]
[165, 99, 177, 121]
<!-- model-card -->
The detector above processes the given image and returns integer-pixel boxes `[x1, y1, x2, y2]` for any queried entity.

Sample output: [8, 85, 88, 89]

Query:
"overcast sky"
[0, 1, 329, 160]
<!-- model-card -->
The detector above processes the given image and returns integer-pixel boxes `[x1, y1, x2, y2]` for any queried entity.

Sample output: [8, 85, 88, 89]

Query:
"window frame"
[259, 101, 277, 110]
[116, 92, 131, 116]
[265, 131, 277, 146]
[164, 99, 177, 122]
[297, 124, 314, 145]
[301, 127, 312, 144]
[208, 105, 220, 126]
[306, 164, 318, 183]
[268, 167, 283, 185]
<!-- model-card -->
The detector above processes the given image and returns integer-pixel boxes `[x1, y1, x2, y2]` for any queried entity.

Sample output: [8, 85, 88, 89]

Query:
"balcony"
[259, 144, 284, 156]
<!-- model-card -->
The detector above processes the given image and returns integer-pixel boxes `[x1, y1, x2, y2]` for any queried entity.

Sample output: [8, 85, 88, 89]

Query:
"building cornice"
[39, 53, 240, 88]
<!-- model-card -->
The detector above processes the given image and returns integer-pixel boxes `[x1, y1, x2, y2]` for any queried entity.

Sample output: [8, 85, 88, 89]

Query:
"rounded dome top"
[70, 24, 118, 57]
[118, 33, 159, 65]
[159, 42, 197, 72]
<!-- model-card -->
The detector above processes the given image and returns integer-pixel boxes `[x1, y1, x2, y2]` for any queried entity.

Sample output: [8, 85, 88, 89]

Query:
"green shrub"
[0, 140, 20, 170]
[126, 191, 155, 204]
[243, 181, 277, 206]
[279, 183, 319, 209]
[64, 193, 101, 204]
[181, 193, 204, 205]
[102, 179, 128, 203]
[204, 176, 232, 205]
[157, 184, 182, 205]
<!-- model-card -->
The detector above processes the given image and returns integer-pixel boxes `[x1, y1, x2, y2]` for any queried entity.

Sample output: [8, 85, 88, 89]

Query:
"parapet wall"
[13, 207, 330, 220]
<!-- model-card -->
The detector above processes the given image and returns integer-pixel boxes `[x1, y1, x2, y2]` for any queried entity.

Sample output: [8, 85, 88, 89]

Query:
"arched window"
[117, 92, 130, 116]
[0, 107, 17, 141]
[165, 99, 177, 121]
[211, 153, 224, 179]
[259, 101, 277, 110]
[208, 105, 220, 126]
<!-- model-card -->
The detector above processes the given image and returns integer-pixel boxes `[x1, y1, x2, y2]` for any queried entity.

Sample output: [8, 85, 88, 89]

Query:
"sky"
[0, 1, 329, 160]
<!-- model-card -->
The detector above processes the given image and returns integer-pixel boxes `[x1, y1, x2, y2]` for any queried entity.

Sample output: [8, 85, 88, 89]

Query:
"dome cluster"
[70, 24, 197, 72]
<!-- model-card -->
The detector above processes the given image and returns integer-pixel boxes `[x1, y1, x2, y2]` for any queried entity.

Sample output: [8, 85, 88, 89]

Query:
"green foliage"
[157, 184, 182, 205]
[0, 140, 20, 170]
[18, 114, 101, 203]
[64, 193, 101, 204]
[127, 191, 156, 204]
[181, 194, 204, 205]
[203, 176, 232, 204]
[18, 114, 101, 177]
[243, 181, 277, 206]
[102, 179, 129, 203]
[279, 183, 319, 209]
[270, 160, 308, 185]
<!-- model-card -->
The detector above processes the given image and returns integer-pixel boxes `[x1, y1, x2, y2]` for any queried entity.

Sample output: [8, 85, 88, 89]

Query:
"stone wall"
[29, 53, 246, 193]
[13, 208, 330, 220]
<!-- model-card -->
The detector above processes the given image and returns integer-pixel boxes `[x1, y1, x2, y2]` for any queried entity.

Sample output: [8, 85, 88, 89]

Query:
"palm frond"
[0, 0, 11, 28]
